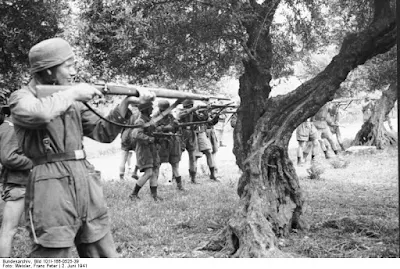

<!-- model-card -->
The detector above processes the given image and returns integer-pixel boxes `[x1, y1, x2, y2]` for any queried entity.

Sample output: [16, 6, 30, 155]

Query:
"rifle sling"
[83, 99, 182, 129]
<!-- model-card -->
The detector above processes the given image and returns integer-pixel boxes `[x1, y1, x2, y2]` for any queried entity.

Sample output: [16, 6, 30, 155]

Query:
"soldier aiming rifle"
[177, 100, 221, 184]
[153, 100, 184, 191]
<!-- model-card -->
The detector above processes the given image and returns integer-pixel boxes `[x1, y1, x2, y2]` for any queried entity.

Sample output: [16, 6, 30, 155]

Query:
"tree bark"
[202, 0, 396, 257]
[353, 83, 397, 149]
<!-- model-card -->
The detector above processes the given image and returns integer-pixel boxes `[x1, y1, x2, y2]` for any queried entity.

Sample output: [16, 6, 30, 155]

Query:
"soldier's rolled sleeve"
[9, 88, 75, 129]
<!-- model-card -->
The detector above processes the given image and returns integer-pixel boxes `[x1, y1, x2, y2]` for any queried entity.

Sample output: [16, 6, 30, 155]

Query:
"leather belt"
[32, 150, 86, 166]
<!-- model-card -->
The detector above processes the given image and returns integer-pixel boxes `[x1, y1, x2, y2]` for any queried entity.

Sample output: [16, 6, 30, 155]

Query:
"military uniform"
[129, 103, 163, 201]
[296, 121, 318, 142]
[0, 117, 32, 201]
[295, 120, 320, 165]
[311, 104, 339, 156]
[119, 108, 140, 179]
[155, 113, 181, 164]
[178, 102, 218, 182]
[131, 114, 160, 171]
[327, 105, 346, 151]
[120, 107, 140, 151]
[213, 113, 226, 147]
[10, 80, 130, 253]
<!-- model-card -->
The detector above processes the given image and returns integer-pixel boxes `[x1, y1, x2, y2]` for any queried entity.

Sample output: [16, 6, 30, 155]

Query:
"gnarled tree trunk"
[201, 0, 396, 257]
[353, 83, 397, 149]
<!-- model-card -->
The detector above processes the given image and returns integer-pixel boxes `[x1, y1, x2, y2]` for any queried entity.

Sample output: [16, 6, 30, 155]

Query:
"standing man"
[0, 105, 33, 257]
[178, 100, 219, 183]
[214, 112, 227, 147]
[129, 102, 162, 201]
[327, 103, 346, 151]
[295, 119, 320, 165]
[119, 107, 140, 180]
[312, 104, 339, 158]
[153, 100, 184, 191]
[9, 38, 155, 258]
[362, 96, 375, 122]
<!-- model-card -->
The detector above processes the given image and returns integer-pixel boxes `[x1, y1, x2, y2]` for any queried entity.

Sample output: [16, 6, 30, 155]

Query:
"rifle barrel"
[36, 84, 230, 101]
[331, 98, 363, 103]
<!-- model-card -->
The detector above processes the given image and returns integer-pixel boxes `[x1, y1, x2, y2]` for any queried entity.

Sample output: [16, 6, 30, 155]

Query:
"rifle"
[36, 84, 230, 101]
[151, 132, 181, 137]
[195, 105, 237, 113]
[331, 98, 364, 104]
[177, 120, 211, 128]
[149, 132, 181, 144]
[331, 98, 366, 111]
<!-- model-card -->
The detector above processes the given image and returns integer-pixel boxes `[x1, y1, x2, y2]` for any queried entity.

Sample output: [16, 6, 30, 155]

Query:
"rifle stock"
[36, 84, 230, 101]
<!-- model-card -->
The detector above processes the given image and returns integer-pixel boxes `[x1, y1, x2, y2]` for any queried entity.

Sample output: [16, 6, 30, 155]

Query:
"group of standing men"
[119, 98, 224, 201]
[0, 37, 229, 258]
[0, 38, 162, 258]
[296, 102, 346, 165]
[295, 96, 394, 165]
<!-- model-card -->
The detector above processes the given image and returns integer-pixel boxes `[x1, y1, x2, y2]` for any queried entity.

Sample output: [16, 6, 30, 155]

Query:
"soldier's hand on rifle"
[70, 83, 104, 102]
[211, 115, 219, 125]
[163, 125, 174, 132]
[125, 87, 156, 105]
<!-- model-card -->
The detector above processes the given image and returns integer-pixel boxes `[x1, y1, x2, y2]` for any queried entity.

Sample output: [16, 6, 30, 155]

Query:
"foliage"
[362, 46, 397, 91]
[76, 0, 243, 93]
[75, 0, 351, 92]
[306, 161, 325, 180]
[336, 47, 397, 97]
[330, 157, 350, 169]
[75, 0, 395, 97]
[0, 0, 71, 104]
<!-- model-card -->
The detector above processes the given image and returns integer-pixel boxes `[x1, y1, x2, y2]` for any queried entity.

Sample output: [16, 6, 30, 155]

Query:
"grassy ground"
[2, 112, 398, 258]
[281, 147, 399, 258]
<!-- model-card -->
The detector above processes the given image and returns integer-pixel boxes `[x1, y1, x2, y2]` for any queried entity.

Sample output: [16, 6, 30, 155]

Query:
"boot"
[189, 170, 199, 184]
[209, 167, 220, 182]
[324, 150, 330, 159]
[175, 176, 184, 191]
[129, 184, 142, 200]
[150, 186, 163, 201]
[119, 173, 125, 180]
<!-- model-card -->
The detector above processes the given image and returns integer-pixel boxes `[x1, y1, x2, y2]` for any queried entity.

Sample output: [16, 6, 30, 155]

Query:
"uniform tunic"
[120, 107, 140, 151]
[311, 104, 338, 151]
[0, 118, 32, 186]
[178, 109, 211, 152]
[9, 80, 130, 248]
[154, 112, 181, 164]
[0, 118, 33, 202]
[296, 121, 318, 142]
[131, 114, 160, 171]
